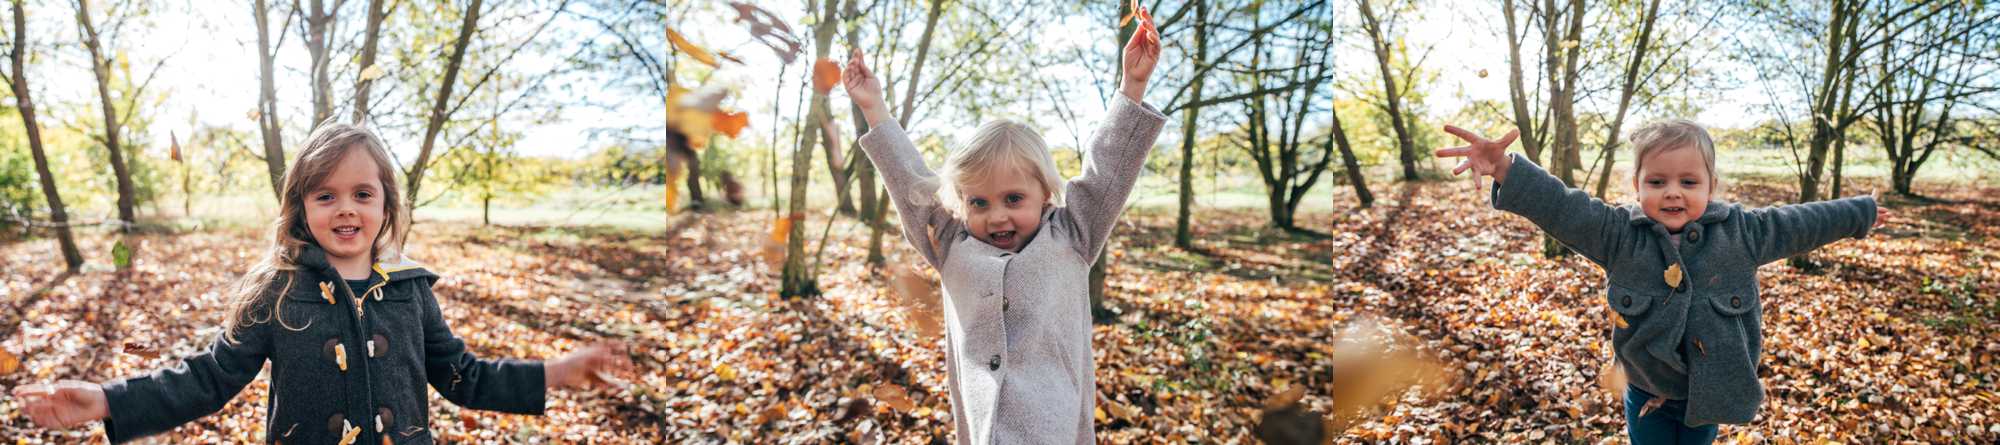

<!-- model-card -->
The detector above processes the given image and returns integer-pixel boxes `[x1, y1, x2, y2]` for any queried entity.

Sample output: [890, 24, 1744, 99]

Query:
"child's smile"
[1632, 144, 1712, 232]
[960, 168, 1049, 252]
[306, 148, 387, 277]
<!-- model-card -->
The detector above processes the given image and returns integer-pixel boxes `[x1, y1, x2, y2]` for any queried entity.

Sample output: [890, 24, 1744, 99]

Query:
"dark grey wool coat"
[1491, 154, 1876, 426]
[99, 245, 544, 443]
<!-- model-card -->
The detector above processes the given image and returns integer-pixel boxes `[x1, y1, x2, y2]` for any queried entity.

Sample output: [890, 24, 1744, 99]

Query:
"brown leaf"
[812, 58, 841, 94]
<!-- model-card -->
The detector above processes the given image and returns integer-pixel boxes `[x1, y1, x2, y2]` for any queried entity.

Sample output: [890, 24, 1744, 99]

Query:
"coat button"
[1730, 296, 1742, 308]
[1688, 231, 1700, 243]
[1621, 295, 1632, 307]
[988, 355, 1001, 371]
[1002, 297, 1009, 312]
[328, 414, 347, 434]
[378, 407, 395, 433]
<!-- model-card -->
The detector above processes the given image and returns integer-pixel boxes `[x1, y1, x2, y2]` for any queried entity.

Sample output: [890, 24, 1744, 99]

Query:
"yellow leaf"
[715, 363, 737, 382]
[0, 349, 18, 375]
[359, 64, 386, 81]
[1664, 263, 1683, 288]
[872, 384, 916, 412]
[665, 26, 719, 67]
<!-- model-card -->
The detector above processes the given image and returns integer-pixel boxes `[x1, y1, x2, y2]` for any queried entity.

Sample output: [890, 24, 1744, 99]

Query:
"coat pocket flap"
[1707, 290, 1757, 316]
[1606, 285, 1655, 316]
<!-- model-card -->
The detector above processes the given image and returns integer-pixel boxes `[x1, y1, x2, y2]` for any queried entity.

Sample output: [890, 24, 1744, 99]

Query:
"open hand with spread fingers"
[1434, 125, 1520, 191]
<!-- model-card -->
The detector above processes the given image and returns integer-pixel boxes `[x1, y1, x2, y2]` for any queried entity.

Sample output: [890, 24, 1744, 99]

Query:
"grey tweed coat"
[858, 95, 1166, 444]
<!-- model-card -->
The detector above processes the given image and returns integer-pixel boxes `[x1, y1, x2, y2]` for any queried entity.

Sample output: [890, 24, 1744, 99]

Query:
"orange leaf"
[0, 349, 17, 375]
[712, 111, 749, 138]
[169, 131, 183, 163]
[872, 384, 917, 412]
[812, 58, 841, 94]
[666, 26, 720, 67]
[664, 166, 684, 212]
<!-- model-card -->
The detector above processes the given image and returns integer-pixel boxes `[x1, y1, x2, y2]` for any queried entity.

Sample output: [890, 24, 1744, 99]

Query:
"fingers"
[1453, 160, 1472, 176]
[1441, 125, 1482, 144]
[1494, 129, 1520, 147]
[1435, 145, 1471, 158]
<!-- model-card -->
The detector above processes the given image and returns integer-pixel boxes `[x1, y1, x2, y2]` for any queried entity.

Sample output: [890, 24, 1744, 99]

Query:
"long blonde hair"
[221, 123, 406, 343]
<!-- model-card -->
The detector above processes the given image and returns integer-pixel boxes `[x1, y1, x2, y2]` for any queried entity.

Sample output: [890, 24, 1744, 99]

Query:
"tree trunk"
[1358, 0, 1417, 181]
[1174, 0, 1207, 249]
[1592, 0, 1658, 201]
[254, 0, 286, 200]
[75, 0, 136, 234]
[1330, 103, 1372, 208]
[1501, 0, 1544, 165]
[10, 0, 83, 271]
[405, 0, 484, 220]
[300, 0, 335, 125]
[783, 0, 840, 299]
[351, 0, 386, 123]
[820, 116, 855, 215]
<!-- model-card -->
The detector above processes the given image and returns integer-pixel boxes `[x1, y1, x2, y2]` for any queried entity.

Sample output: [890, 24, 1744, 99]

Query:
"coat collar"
[295, 244, 436, 284]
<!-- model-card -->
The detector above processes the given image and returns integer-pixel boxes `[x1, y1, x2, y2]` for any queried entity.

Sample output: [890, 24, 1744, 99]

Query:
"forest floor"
[2, 175, 1996, 444]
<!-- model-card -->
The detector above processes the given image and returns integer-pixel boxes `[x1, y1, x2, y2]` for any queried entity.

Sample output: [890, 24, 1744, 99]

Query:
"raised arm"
[1056, 6, 1167, 260]
[847, 48, 958, 268]
[1742, 195, 1877, 264]
[1438, 126, 1634, 265]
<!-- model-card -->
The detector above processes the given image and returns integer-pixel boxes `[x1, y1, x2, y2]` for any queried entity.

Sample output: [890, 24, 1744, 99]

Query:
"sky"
[29, 0, 1782, 165]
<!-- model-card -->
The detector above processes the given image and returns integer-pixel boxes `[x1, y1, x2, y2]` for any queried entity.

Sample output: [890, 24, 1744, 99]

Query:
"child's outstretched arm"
[1742, 195, 1881, 265]
[12, 310, 271, 441]
[847, 48, 957, 268]
[1437, 125, 1635, 264]
[1058, 6, 1168, 261]
[418, 283, 548, 413]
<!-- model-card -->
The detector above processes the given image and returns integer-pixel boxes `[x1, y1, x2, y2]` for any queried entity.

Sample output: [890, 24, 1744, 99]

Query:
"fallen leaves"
[0, 175, 1993, 443]
[0, 349, 17, 375]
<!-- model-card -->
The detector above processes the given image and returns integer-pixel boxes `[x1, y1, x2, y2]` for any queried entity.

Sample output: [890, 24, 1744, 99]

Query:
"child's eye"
[1645, 179, 1665, 187]
[969, 198, 987, 209]
[1005, 194, 1023, 205]
[315, 193, 335, 201]
[355, 191, 373, 200]
[1681, 180, 1698, 187]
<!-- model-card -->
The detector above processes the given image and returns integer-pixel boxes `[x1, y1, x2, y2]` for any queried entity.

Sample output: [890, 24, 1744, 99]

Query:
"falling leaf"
[664, 166, 683, 213]
[1598, 358, 1626, 400]
[665, 26, 720, 67]
[888, 266, 943, 337]
[1559, 39, 1580, 51]
[872, 384, 916, 412]
[712, 111, 749, 138]
[1477, 68, 1490, 78]
[359, 64, 386, 81]
[0, 349, 17, 375]
[122, 342, 161, 360]
[169, 131, 183, 163]
[813, 59, 841, 94]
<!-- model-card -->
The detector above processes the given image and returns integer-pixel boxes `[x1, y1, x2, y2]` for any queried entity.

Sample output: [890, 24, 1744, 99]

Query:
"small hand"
[1434, 125, 1520, 190]
[1119, 0, 1160, 102]
[1875, 205, 1891, 229]
[546, 341, 635, 390]
[11, 381, 109, 429]
[841, 48, 889, 126]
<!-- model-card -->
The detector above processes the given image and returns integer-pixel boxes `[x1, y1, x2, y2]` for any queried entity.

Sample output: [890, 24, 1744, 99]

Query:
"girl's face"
[959, 167, 1049, 252]
[305, 148, 387, 270]
[1631, 145, 1712, 233]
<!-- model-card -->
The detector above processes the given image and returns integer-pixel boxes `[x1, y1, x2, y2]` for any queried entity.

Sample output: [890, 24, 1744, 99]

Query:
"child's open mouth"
[332, 225, 363, 240]
[989, 230, 1016, 245]
[1660, 206, 1686, 217]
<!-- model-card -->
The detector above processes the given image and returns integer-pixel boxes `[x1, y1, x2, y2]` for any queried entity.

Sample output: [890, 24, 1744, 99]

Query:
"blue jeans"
[1625, 385, 1719, 445]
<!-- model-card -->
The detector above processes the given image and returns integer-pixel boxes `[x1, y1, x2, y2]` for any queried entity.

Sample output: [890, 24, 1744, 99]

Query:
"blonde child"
[1436, 120, 1888, 444]
[10, 123, 632, 444]
[839, 8, 1164, 444]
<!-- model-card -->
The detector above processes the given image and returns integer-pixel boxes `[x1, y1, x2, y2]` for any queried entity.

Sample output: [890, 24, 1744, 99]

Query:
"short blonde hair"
[936, 119, 1065, 217]
[1629, 119, 1718, 188]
